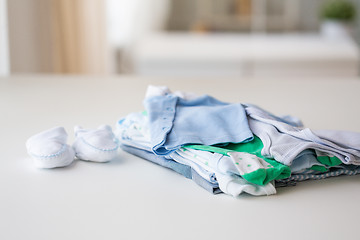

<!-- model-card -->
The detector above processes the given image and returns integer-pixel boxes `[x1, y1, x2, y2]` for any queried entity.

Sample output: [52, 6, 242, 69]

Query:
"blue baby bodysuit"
[144, 94, 253, 155]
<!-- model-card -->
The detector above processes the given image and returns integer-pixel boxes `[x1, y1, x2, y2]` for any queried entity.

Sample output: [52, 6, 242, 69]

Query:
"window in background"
[166, 0, 301, 33]
[128, 0, 359, 78]
[7, 0, 107, 75]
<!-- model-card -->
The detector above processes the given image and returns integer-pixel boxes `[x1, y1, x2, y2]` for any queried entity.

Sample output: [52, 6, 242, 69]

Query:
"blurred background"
[0, 0, 359, 78]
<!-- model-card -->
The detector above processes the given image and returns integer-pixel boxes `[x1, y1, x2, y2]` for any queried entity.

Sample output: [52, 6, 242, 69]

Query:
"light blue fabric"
[243, 103, 304, 127]
[246, 105, 360, 165]
[120, 143, 192, 178]
[290, 149, 326, 173]
[116, 111, 221, 189]
[120, 144, 222, 194]
[144, 94, 253, 155]
[167, 151, 218, 184]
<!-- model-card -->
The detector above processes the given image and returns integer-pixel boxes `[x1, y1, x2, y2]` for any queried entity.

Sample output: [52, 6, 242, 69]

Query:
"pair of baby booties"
[26, 125, 119, 168]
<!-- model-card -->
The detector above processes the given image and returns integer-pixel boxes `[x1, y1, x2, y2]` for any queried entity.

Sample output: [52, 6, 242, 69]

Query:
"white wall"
[106, 0, 170, 48]
[105, 0, 170, 73]
[0, 0, 9, 76]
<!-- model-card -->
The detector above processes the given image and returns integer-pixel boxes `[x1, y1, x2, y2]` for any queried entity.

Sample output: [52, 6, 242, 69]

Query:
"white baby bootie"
[26, 127, 75, 168]
[73, 125, 119, 163]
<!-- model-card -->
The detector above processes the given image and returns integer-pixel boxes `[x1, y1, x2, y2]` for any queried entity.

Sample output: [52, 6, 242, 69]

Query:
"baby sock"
[73, 125, 119, 163]
[26, 127, 75, 168]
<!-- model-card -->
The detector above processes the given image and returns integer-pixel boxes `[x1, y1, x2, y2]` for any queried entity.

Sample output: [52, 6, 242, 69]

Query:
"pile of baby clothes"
[115, 86, 360, 197]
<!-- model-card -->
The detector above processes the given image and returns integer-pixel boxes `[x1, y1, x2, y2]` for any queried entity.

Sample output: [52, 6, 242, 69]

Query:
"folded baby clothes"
[216, 173, 276, 197]
[288, 149, 327, 173]
[144, 94, 253, 155]
[313, 129, 360, 152]
[276, 165, 360, 186]
[246, 105, 360, 166]
[116, 111, 219, 184]
[168, 150, 218, 184]
[117, 110, 276, 196]
[173, 147, 277, 196]
[116, 112, 222, 194]
[115, 85, 360, 197]
[243, 103, 304, 128]
[120, 144, 222, 194]
[185, 136, 291, 186]
[115, 112, 152, 150]
[120, 144, 192, 179]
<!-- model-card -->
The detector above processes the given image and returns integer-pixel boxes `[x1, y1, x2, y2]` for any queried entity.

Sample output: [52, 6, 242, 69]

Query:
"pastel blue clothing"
[116, 112, 219, 184]
[167, 151, 218, 184]
[313, 129, 360, 152]
[243, 103, 304, 128]
[290, 149, 326, 173]
[192, 169, 222, 194]
[241, 105, 328, 172]
[120, 144, 222, 194]
[245, 105, 360, 165]
[144, 94, 253, 155]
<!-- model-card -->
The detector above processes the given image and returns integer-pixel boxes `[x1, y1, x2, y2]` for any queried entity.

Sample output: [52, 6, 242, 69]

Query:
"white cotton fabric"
[73, 125, 119, 163]
[246, 105, 360, 165]
[216, 173, 276, 197]
[145, 85, 199, 100]
[26, 127, 75, 168]
[228, 152, 272, 175]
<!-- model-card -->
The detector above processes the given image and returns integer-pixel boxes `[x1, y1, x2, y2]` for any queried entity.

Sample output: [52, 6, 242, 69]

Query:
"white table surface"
[1, 75, 360, 240]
